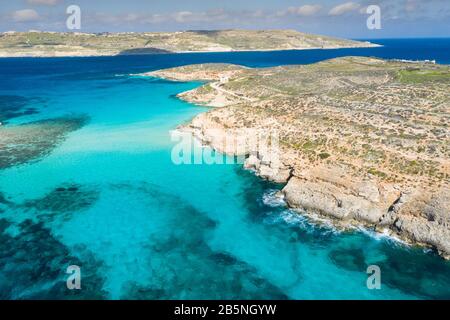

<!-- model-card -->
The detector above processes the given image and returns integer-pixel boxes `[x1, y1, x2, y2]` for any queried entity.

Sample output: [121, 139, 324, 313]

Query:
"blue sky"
[1, 0, 449, 38]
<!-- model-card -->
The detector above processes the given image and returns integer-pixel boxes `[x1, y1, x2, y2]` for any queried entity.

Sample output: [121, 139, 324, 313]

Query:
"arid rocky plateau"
[147, 57, 450, 258]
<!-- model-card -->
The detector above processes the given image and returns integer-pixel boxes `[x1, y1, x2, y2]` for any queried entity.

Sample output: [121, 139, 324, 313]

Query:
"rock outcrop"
[149, 58, 450, 258]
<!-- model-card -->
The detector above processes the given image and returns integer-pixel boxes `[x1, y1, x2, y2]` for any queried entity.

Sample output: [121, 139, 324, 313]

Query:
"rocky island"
[0, 29, 377, 57]
[148, 57, 450, 258]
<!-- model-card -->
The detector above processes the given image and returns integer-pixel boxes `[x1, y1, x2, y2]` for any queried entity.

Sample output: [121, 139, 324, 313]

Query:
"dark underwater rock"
[0, 95, 42, 123]
[0, 218, 108, 299]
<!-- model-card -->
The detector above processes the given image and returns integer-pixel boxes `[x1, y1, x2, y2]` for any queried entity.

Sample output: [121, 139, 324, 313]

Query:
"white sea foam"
[299, 211, 341, 235]
[279, 209, 308, 226]
[261, 189, 341, 234]
[261, 189, 413, 245]
[261, 189, 286, 207]
[350, 225, 408, 247]
[263, 209, 307, 228]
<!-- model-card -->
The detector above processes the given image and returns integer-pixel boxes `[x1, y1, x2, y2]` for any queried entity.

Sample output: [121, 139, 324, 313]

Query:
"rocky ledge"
[148, 57, 450, 259]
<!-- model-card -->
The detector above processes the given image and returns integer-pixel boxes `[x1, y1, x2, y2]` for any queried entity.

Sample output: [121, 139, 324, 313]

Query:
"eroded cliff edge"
[147, 57, 450, 258]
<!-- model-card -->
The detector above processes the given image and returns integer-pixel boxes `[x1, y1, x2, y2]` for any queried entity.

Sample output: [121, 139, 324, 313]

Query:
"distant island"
[0, 29, 378, 57]
[148, 57, 450, 259]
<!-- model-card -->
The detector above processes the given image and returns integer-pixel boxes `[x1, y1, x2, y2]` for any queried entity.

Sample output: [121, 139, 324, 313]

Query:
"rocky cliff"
[148, 57, 450, 258]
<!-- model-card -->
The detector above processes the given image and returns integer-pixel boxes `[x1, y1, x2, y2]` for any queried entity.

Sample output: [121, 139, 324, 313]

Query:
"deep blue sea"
[1, 38, 450, 299]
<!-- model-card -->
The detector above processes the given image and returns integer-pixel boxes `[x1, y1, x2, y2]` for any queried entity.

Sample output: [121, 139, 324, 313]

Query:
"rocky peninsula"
[147, 57, 450, 258]
[0, 30, 378, 57]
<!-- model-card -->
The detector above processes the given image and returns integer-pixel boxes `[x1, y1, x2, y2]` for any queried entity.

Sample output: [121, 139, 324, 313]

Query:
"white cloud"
[91, 9, 235, 26]
[329, 2, 361, 16]
[27, 0, 61, 5]
[173, 11, 194, 23]
[123, 14, 140, 22]
[287, 5, 323, 16]
[13, 9, 40, 22]
[405, 0, 418, 12]
[141, 14, 167, 24]
[171, 9, 232, 23]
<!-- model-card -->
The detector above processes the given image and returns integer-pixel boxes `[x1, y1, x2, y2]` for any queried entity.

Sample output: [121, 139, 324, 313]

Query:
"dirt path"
[210, 82, 255, 102]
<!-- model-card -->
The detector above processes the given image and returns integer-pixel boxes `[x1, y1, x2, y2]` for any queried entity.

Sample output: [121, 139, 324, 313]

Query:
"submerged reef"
[0, 95, 42, 123]
[0, 115, 88, 169]
[0, 218, 107, 299]
[23, 183, 100, 223]
[24, 184, 100, 213]
[0, 182, 104, 299]
[328, 238, 450, 299]
[108, 182, 288, 300]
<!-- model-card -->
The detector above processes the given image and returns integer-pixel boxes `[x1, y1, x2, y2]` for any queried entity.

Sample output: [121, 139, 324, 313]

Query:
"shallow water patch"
[0, 115, 88, 169]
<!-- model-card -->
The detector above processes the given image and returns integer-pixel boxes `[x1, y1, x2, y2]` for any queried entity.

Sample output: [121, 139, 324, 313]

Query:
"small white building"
[219, 74, 230, 83]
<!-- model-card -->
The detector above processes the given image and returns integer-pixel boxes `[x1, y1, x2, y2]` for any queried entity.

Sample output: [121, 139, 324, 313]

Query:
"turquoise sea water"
[1, 39, 450, 299]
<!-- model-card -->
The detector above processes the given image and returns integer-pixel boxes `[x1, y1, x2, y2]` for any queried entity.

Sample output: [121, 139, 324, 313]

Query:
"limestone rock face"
[245, 153, 292, 184]
[284, 176, 450, 258]
[283, 176, 399, 224]
[381, 188, 450, 259]
[244, 155, 260, 170]
[187, 113, 293, 184]
[185, 107, 450, 259]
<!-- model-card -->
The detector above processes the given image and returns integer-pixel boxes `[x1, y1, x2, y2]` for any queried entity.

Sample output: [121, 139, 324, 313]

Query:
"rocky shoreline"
[181, 112, 450, 259]
[148, 58, 450, 259]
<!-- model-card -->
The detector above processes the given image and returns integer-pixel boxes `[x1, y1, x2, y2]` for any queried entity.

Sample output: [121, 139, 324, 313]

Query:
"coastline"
[147, 58, 450, 259]
[0, 43, 380, 58]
